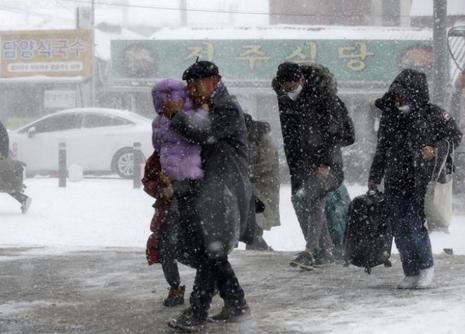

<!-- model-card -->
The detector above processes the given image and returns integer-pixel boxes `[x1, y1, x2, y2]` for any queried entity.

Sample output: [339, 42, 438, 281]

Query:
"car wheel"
[112, 147, 135, 179]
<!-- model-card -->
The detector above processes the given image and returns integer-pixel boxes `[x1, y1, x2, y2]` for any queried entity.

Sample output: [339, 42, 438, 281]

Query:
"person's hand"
[316, 165, 330, 177]
[368, 179, 378, 191]
[200, 103, 210, 111]
[161, 184, 174, 199]
[421, 146, 435, 161]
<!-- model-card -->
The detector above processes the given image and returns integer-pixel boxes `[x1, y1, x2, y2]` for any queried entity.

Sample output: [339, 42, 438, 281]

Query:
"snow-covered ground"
[0, 177, 463, 255]
[1, 177, 465, 334]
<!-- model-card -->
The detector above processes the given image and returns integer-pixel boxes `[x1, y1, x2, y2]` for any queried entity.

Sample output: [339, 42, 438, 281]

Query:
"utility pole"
[122, 0, 129, 30]
[91, 0, 96, 107]
[180, 0, 187, 26]
[432, 0, 448, 107]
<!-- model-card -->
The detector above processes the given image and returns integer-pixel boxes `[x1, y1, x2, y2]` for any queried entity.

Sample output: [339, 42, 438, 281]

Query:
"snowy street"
[1, 247, 465, 334]
[1, 177, 464, 254]
[1, 178, 465, 333]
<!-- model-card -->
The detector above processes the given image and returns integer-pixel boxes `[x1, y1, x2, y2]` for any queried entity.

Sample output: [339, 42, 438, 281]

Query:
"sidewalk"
[1, 247, 464, 334]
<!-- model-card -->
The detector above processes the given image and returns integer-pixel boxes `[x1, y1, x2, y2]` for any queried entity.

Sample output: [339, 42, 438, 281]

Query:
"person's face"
[280, 78, 304, 93]
[162, 96, 185, 114]
[186, 77, 219, 103]
[394, 94, 408, 107]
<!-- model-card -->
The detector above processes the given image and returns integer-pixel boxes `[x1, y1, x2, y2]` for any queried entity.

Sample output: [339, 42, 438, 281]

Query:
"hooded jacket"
[244, 114, 281, 230]
[151, 79, 208, 181]
[0, 121, 9, 159]
[272, 64, 355, 193]
[369, 69, 462, 196]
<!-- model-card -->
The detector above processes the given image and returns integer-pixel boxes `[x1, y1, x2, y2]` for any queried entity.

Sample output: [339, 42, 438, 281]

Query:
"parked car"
[8, 108, 154, 178]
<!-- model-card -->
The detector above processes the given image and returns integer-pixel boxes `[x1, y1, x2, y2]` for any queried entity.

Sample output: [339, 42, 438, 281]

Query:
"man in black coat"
[368, 69, 462, 289]
[0, 120, 31, 213]
[166, 61, 253, 332]
[272, 62, 355, 270]
[0, 120, 9, 159]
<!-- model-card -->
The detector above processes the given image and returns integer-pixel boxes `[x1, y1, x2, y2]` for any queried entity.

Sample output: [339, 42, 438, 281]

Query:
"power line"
[0, 5, 71, 22]
[59, 0, 415, 18]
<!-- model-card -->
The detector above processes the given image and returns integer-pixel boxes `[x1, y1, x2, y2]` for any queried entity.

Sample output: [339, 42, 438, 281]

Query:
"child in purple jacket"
[152, 79, 208, 183]
[150, 79, 207, 307]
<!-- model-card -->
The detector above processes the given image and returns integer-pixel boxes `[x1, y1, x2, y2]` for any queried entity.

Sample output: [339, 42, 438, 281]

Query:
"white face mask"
[397, 104, 411, 114]
[287, 85, 303, 101]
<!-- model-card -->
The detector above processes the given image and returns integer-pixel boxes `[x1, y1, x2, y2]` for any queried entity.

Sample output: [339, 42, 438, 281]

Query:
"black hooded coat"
[0, 121, 9, 159]
[369, 69, 462, 201]
[272, 64, 355, 193]
[170, 84, 254, 259]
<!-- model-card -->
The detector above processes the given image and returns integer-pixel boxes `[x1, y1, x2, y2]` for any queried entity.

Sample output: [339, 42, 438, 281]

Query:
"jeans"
[291, 172, 339, 253]
[387, 191, 433, 276]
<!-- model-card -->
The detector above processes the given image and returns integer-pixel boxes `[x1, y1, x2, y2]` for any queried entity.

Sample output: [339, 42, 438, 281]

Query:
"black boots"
[168, 307, 206, 332]
[163, 285, 185, 307]
[208, 303, 251, 323]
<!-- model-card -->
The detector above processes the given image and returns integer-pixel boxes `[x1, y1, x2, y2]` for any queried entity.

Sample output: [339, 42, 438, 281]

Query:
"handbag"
[424, 141, 452, 232]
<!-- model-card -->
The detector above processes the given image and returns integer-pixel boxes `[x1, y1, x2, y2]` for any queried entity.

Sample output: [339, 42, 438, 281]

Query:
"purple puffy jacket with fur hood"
[151, 79, 207, 181]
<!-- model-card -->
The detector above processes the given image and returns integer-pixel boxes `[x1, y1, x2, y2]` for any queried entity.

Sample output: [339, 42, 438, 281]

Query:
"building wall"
[269, 0, 406, 26]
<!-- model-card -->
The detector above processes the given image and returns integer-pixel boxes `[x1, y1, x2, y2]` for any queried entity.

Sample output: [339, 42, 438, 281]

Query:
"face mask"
[397, 104, 411, 115]
[287, 85, 303, 101]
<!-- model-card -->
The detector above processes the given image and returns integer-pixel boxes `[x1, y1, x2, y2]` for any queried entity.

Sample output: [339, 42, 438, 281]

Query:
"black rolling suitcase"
[344, 190, 392, 274]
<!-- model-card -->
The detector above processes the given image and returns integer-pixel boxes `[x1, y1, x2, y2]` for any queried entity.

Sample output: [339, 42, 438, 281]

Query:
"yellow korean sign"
[0, 29, 93, 77]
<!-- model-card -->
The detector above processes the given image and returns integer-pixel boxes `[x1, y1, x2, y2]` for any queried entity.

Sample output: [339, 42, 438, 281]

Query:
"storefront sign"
[111, 39, 432, 83]
[44, 90, 76, 109]
[0, 29, 93, 77]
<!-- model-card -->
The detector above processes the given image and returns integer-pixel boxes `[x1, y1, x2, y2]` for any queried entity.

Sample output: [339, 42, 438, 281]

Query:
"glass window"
[83, 114, 133, 128]
[21, 113, 82, 133]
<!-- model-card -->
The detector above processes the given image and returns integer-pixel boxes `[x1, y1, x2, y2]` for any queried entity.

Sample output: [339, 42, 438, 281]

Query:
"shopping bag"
[424, 178, 452, 231]
[424, 141, 452, 232]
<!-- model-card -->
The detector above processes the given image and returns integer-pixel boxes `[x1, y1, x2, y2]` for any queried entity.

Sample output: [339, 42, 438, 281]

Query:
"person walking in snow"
[0, 120, 32, 214]
[143, 79, 208, 307]
[272, 62, 355, 270]
[368, 69, 462, 289]
[243, 113, 280, 251]
[166, 60, 254, 332]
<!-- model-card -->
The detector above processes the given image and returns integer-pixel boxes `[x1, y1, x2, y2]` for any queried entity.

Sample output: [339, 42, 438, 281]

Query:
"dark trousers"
[158, 190, 198, 288]
[161, 259, 180, 288]
[9, 192, 27, 204]
[387, 191, 433, 276]
[190, 255, 246, 321]
[174, 180, 246, 321]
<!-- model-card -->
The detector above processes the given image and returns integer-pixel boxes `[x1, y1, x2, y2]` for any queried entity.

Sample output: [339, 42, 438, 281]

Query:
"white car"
[8, 108, 154, 178]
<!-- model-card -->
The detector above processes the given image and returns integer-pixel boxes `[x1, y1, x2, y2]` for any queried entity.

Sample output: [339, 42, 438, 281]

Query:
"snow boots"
[289, 251, 315, 270]
[208, 303, 251, 323]
[163, 285, 185, 307]
[168, 307, 206, 332]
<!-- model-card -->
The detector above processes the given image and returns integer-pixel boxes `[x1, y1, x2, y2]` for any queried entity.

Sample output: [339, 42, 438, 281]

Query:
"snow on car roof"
[55, 108, 151, 122]
[14, 108, 151, 132]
